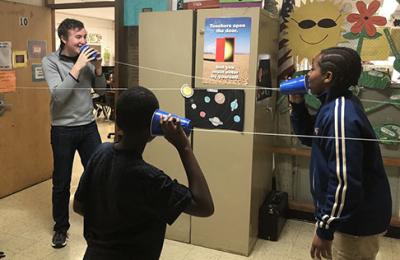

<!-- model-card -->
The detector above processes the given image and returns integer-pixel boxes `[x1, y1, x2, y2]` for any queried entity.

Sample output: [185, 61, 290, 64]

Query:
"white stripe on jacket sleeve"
[318, 97, 348, 229]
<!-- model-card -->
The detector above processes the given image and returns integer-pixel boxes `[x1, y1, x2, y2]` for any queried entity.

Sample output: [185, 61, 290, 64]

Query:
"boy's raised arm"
[161, 116, 214, 217]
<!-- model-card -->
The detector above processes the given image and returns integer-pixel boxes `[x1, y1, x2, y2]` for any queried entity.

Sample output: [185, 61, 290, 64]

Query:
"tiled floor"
[1, 120, 399, 259]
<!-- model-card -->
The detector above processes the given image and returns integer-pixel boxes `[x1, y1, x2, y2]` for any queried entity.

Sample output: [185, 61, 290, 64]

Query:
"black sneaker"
[52, 230, 67, 248]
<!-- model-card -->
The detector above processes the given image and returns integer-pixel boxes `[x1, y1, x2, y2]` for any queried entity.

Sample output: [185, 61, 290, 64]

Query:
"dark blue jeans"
[51, 121, 101, 232]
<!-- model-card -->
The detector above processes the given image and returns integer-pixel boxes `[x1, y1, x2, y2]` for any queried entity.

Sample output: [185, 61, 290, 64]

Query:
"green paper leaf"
[305, 94, 321, 110]
[358, 70, 391, 89]
[343, 32, 360, 40]
[393, 59, 400, 73]
[374, 124, 400, 145]
[364, 32, 382, 39]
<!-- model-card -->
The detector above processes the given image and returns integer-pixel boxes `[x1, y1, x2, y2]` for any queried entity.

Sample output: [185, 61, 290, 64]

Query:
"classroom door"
[0, 2, 53, 198]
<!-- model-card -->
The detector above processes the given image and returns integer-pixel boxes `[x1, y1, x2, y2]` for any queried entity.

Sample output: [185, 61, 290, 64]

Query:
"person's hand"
[71, 47, 98, 78]
[310, 233, 332, 259]
[289, 94, 304, 104]
[92, 51, 103, 75]
[76, 47, 98, 70]
[161, 115, 190, 151]
[288, 94, 305, 104]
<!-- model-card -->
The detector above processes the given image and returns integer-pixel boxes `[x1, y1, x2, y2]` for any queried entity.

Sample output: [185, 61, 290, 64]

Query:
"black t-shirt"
[74, 142, 192, 260]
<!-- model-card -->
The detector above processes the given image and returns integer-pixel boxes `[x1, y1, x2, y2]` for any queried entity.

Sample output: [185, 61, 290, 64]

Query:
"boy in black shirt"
[73, 86, 214, 260]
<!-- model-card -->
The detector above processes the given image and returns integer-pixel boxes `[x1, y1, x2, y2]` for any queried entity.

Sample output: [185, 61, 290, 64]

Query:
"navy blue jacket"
[290, 90, 392, 240]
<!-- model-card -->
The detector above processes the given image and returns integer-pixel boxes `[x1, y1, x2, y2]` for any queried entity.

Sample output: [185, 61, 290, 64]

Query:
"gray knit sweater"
[42, 48, 106, 126]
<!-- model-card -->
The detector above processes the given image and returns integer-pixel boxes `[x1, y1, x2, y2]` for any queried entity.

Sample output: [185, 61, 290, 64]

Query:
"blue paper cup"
[279, 75, 309, 95]
[150, 109, 192, 137]
[80, 44, 98, 60]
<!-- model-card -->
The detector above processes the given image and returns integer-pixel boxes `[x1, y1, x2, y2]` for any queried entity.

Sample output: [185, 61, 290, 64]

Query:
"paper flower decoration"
[343, 0, 387, 54]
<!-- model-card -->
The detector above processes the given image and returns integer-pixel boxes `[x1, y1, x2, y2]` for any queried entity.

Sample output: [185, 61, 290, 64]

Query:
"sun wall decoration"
[285, 0, 345, 61]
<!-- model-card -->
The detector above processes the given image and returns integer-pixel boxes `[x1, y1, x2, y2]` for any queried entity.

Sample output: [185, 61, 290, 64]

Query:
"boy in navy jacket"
[290, 47, 391, 260]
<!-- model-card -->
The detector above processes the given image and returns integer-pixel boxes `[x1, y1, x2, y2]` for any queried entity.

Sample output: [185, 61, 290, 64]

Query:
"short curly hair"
[116, 86, 159, 134]
[57, 18, 84, 49]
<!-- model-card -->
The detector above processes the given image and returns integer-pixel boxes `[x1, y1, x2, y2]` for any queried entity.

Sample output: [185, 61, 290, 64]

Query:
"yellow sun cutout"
[285, 0, 345, 61]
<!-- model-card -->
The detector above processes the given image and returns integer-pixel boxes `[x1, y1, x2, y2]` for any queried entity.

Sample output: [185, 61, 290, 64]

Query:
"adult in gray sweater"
[42, 18, 106, 249]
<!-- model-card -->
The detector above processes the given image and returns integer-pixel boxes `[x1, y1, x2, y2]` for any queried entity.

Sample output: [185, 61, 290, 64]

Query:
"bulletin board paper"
[390, 27, 400, 57]
[28, 40, 46, 59]
[0, 70, 16, 93]
[256, 55, 272, 101]
[0, 42, 12, 70]
[13, 50, 27, 68]
[124, 0, 169, 26]
[361, 28, 389, 61]
[31, 63, 44, 82]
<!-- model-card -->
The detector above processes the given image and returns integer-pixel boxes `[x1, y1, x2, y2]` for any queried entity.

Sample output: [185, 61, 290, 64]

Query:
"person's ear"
[323, 71, 333, 84]
[61, 35, 67, 45]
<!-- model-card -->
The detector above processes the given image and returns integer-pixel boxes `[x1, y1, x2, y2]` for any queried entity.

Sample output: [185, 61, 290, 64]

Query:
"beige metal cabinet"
[139, 8, 279, 255]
